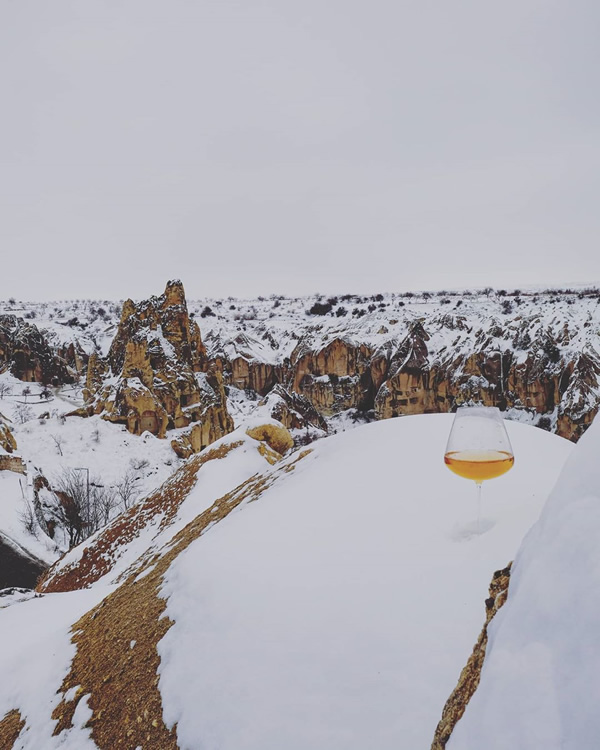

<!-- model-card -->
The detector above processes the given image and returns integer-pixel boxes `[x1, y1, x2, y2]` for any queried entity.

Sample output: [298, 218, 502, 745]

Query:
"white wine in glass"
[444, 406, 514, 533]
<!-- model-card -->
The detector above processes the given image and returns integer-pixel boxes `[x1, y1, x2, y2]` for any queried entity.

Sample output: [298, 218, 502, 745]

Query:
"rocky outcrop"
[81, 281, 233, 449]
[230, 355, 280, 395]
[196, 300, 600, 441]
[258, 385, 328, 432]
[207, 330, 284, 396]
[431, 564, 512, 750]
[55, 340, 87, 375]
[0, 414, 17, 454]
[169, 371, 236, 458]
[107, 280, 207, 375]
[371, 321, 600, 441]
[0, 315, 75, 385]
[0, 709, 25, 750]
[245, 422, 294, 456]
[289, 337, 373, 416]
[0, 415, 24, 473]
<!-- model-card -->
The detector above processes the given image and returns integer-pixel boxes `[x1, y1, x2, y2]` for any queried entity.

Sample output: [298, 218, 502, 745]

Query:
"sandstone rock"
[107, 280, 207, 375]
[431, 563, 512, 750]
[372, 319, 600, 440]
[55, 340, 88, 376]
[258, 385, 328, 432]
[246, 423, 294, 455]
[0, 315, 74, 385]
[83, 281, 233, 451]
[207, 330, 284, 395]
[0, 414, 17, 454]
[289, 337, 373, 416]
[374, 322, 437, 418]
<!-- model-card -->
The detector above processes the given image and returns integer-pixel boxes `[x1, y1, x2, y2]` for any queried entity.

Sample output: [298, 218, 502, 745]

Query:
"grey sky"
[2, 1, 599, 301]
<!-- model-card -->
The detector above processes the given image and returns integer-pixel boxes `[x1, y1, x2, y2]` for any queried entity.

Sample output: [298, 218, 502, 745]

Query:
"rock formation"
[80, 281, 233, 450]
[200, 303, 599, 442]
[0, 414, 25, 473]
[289, 337, 373, 416]
[258, 385, 328, 433]
[431, 564, 512, 749]
[372, 321, 600, 440]
[5, 288, 598, 444]
[0, 413, 17, 454]
[206, 330, 284, 395]
[0, 315, 75, 385]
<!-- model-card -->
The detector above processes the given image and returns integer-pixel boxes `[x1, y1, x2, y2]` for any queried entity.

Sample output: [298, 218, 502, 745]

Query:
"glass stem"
[476, 481, 482, 534]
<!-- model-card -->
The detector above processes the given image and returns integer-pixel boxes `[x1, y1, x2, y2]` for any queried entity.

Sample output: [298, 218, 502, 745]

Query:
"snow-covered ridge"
[0, 415, 573, 749]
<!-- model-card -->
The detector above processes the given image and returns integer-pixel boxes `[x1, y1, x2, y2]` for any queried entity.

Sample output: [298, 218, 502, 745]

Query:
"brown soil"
[38, 441, 243, 594]
[51, 448, 312, 750]
[0, 711, 24, 750]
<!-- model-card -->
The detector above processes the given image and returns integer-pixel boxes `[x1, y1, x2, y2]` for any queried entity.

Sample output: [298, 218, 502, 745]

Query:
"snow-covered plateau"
[0, 415, 575, 749]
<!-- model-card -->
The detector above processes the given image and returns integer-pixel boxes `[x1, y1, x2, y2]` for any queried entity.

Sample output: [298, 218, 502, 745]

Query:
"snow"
[0, 377, 185, 565]
[45, 428, 280, 588]
[447, 410, 600, 750]
[157, 414, 572, 750]
[0, 471, 59, 565]
[0, 586, 107, 749]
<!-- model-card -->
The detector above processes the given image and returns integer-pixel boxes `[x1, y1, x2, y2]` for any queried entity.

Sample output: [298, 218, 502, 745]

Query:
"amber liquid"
[444, 450, 514, 482]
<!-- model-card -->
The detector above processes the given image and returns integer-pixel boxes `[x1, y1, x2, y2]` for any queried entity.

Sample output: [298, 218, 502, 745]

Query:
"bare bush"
[130, 457, 149, 472]
[18, 499, 39, 538]
[50, 433, 64, 456]
[14, 403, 34, 424]
[115, 469, 140, 511]
[0, 382, 12, 399]
[53, 469, 118, 547]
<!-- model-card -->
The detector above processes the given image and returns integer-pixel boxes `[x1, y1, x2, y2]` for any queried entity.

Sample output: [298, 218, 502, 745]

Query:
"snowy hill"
[0, 415, 572, 749]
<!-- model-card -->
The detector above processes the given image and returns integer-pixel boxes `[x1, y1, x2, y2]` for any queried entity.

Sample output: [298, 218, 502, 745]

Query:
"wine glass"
[444, 406, 514, 534]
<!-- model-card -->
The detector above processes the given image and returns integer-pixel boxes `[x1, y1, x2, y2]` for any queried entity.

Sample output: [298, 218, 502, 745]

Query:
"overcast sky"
[2, 1, 599, 301]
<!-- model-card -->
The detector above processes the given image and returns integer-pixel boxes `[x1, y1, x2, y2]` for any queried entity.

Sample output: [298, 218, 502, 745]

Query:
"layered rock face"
[204, 308, 599, 442]
[289, 337, 374, 416]
[258, 384, 328, 432]
[371, 319, 600, 440]
[82, 281, 233, 449]
[0, 315, 75, 385]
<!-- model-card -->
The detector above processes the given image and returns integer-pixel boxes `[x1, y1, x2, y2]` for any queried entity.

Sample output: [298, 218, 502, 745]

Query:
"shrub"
[307, 301, 333, 315]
